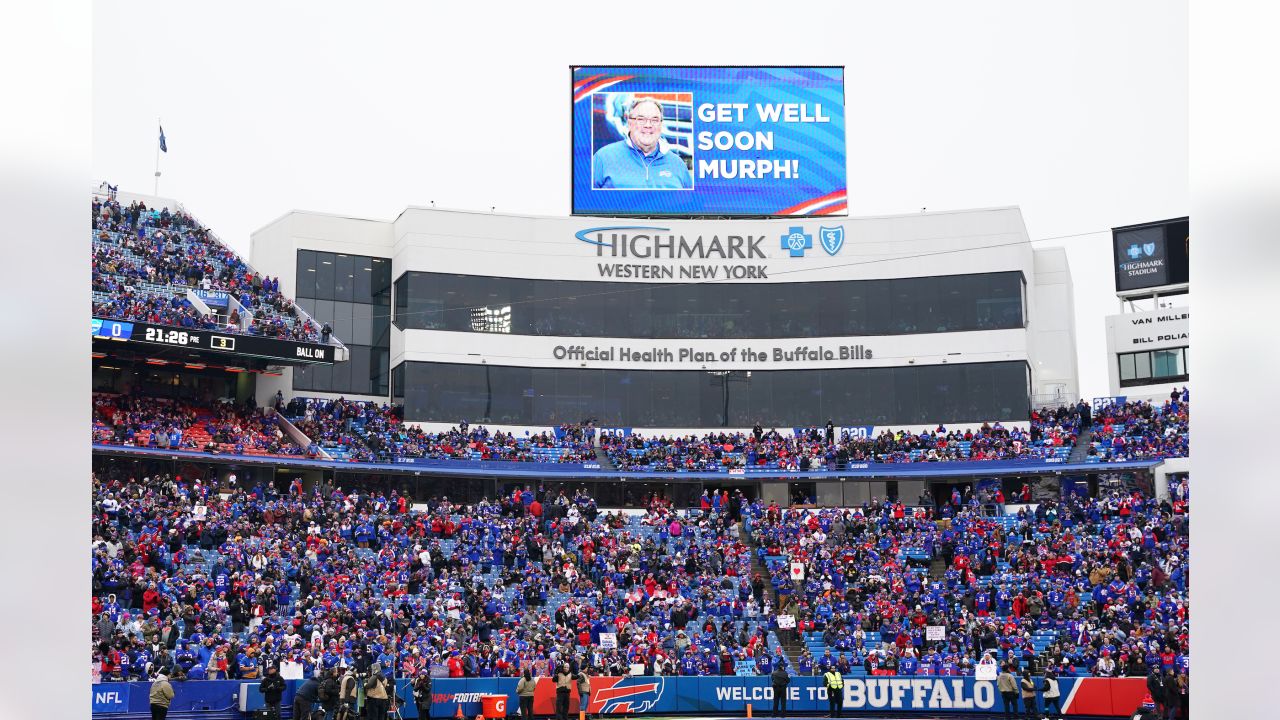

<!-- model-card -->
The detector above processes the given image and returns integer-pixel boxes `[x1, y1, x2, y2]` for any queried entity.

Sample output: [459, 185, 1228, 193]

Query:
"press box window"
[1118, 347, 1188, 387]
[392, 269, 1027, 339]
[470, 305, 512, 333]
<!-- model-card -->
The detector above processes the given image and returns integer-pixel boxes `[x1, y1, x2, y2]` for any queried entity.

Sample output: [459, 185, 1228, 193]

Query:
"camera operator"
[364, 662, 391, 720]
[338, 666, 360, 720]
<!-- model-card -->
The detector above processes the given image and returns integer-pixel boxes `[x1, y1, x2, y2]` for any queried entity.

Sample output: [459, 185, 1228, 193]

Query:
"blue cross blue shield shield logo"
[1142, 243, 1156, 257]
[819, 226, 845, 256]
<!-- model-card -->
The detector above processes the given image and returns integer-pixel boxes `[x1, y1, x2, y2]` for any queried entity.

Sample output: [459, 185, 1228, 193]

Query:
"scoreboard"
[92, 317, 335, 364]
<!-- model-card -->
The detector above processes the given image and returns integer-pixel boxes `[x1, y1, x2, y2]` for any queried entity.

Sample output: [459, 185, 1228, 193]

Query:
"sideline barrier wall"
[91, 678, 419, 718]
[92, 676, 1147, 718]
[422, 675, 1149, 717]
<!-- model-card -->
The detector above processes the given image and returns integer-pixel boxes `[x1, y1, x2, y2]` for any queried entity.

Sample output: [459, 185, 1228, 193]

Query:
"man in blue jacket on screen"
[592, 97, 693, 190]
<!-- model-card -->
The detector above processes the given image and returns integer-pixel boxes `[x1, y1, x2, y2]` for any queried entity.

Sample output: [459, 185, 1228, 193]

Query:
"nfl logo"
[819, 226, 845, 256]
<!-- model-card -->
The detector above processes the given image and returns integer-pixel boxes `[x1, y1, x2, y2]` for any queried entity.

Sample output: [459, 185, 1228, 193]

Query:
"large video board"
[1112, 217, 1190, 292]
[572, 66, 846, 217]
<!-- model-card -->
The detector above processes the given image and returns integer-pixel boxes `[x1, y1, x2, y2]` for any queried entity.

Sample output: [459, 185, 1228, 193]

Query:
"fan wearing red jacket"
[447, 651, 467, 677]
[142, 583, 162, 615]
[1011, 593, 1029, 619]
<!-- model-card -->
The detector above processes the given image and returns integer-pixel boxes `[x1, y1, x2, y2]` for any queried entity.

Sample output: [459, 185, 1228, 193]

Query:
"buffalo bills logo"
[589, 676, 666, 714]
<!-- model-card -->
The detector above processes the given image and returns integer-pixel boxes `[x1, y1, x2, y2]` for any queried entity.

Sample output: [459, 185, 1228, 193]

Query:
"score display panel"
[92, 317, 335, 364]
[572, 66, 847, 217]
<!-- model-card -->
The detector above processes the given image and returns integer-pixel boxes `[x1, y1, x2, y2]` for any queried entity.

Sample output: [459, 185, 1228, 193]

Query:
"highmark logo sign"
[575, 224, 843, 280]
[1118, 236, 1165, 283]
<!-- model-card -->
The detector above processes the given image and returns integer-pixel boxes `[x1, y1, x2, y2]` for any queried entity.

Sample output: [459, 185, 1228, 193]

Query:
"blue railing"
[92, 443, 1165, 479]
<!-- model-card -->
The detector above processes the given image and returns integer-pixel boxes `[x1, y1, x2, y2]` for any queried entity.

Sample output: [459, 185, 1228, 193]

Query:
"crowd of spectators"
[93, 469, 792, 687]
[283, 393, 1080, 473]
[281, 396, 595, 464]
[92, 451, 1187, 693]
[1086, 389, 1190, 462]
[93, 393, 304, 458]
[602, 405, 1085, 472]
[94, 384, 1189, 472]
[91, 195, 322, 342]
[747, 484, 1188, 686]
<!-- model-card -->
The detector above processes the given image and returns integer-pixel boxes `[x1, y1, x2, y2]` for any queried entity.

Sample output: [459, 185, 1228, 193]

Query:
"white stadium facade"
[245, 205, 1090, 505]
[251, 206, 1079, 430]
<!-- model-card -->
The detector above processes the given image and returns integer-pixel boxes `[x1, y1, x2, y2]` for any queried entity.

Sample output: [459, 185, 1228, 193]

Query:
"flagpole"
[154, 119, 161, 196]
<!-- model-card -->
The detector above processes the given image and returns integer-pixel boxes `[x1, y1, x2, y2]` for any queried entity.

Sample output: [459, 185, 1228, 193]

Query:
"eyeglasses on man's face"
[628, 115, 663, 126]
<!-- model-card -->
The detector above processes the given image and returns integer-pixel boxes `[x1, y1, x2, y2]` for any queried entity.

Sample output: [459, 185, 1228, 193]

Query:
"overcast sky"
[92, 0, 1187, 399]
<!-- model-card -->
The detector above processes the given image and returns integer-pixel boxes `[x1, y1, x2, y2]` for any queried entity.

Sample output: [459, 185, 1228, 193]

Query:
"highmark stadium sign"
[575, 224, 844, 280]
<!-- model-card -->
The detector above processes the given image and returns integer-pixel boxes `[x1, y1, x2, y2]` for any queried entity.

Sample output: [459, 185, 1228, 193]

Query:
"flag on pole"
[159, 125, 168, 153]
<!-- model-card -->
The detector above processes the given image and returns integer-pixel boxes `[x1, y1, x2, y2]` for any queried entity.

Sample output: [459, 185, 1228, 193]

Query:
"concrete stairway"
[1067, 427, 1095, 463]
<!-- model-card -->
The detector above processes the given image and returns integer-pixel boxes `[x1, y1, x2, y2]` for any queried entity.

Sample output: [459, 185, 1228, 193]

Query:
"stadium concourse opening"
[89, 189, 1188, 720]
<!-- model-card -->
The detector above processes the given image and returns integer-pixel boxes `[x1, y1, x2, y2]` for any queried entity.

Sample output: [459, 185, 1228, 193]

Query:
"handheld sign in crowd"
[926, 625, 947, 641]
[790, 562, 805, 581]
[975, 663, 998, 681]
[777, 615, 796, 629]
[734, 659, 757, 676]
[192, 505, 207, 519]
[599, 633, 617, 649]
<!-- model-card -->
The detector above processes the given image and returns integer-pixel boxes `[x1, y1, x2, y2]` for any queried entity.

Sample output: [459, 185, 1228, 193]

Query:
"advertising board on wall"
[572, 66, 846, 217]
[420, 675, 1149, 718]
[1107, 308, 1189, 350]
[88, 675, 1154, 720]
[392, 207, 1032, 288]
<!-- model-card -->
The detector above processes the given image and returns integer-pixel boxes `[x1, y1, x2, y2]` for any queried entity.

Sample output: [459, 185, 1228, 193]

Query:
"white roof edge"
[251, 208, 390, 235]
[391, 203, 1027, 223]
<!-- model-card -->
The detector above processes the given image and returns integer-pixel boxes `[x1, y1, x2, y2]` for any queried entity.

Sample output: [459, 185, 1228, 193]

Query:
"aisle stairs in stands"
[593, 445, 616, 470]
[1067, 427, 1095, 463]
[744, 524, 804, 665]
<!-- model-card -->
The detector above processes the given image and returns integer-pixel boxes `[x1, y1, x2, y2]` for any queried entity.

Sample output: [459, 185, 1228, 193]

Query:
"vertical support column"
[1153, 468, 1172, 502]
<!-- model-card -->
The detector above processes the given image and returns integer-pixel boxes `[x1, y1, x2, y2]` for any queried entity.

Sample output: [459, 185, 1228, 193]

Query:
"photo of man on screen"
[591, 97, 693, 190]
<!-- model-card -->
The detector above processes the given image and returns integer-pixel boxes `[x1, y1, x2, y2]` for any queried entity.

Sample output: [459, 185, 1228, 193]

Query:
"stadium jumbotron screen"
[572, 66, 847, 217]
[1112, 217, 1190, 292]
